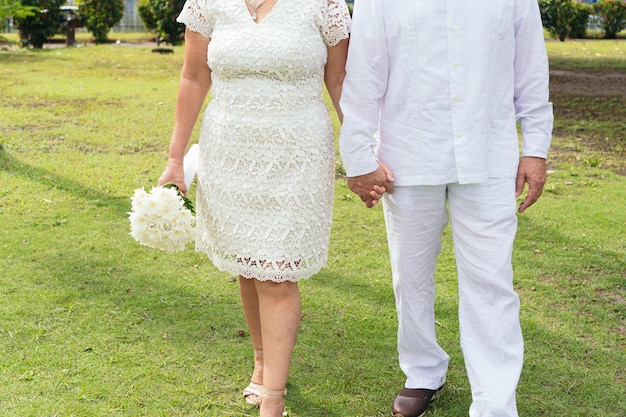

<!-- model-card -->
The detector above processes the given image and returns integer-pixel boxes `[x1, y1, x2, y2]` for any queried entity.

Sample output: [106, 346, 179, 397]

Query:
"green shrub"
[593, 0, 626, 39]
[137, 0, 157, 32]
[78, 0, 125, 44]
[1, 0, 36, 37]
[13, 0, 64, 48]
[570, 1, 592, 39]
[538, 0, 592, 41]
[539, 0, 576, 41]
[138, 0, 185, 45]
[0, 0, 37, 21]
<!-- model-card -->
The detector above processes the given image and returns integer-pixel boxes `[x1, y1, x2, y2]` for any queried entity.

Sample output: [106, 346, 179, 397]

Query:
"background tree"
[593, 0, 626, 39]
[78, 0, 124, 44]
[0, 0, 37, 21]
[138, 0, 185, 46]
[1, 0, 36, 39]
[539, 0, 593, 41]
[570, 1, 592, 39]
[13, 0, 64, 48]
[137, 0, 156, 32]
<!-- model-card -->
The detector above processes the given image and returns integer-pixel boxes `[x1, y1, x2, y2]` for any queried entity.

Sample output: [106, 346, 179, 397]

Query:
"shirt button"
[456, 132, 463, 138]
[453, 62, 460, 67]
[454, 96, 461, 102]
[450, 25, 458, 31]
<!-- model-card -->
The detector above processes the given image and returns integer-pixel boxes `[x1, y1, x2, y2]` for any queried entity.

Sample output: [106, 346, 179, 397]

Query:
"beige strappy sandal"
[243, 382, 263, 406]
[262, 387, 289, 417]
[262, 387, 288, 397]
[244, 349, 264, 406]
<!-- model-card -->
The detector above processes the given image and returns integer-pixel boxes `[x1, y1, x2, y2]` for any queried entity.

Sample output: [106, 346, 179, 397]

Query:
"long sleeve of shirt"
[339, 0, 553, 185]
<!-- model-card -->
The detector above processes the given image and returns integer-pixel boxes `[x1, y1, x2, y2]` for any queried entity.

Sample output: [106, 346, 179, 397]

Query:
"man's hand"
[347, 162, 394, 208]
[515, 156, 546, 213]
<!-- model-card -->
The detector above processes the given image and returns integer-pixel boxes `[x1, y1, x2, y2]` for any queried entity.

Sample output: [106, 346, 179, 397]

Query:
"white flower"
[128, 185, 196, 253]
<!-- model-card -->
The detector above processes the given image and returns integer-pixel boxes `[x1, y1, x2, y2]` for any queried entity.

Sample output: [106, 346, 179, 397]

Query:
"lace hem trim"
[200, 250, 326, 282]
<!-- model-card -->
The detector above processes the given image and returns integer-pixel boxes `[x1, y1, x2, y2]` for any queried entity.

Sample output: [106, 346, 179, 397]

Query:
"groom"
[339, 1, 553, 416]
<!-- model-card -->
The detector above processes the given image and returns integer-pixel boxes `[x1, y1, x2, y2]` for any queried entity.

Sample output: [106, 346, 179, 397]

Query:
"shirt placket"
[447, 4, 467, 183]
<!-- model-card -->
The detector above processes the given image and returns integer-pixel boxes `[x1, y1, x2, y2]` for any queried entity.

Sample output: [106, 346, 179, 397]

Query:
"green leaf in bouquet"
[164, 183, 195, 214]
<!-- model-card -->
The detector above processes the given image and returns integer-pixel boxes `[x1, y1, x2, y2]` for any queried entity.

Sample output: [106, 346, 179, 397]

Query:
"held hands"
[516, 156, 547, 213]
[347, 156, 546, 211]
[347, 162, 395, 208]
[158, 159, 187, 195]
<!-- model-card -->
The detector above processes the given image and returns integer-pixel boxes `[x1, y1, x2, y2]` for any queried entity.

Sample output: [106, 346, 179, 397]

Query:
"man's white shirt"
[339, 0, 553, 185]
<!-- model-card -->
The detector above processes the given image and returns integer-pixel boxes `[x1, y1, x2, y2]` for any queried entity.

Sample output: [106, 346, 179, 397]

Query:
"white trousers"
[382, 179, 523, 417]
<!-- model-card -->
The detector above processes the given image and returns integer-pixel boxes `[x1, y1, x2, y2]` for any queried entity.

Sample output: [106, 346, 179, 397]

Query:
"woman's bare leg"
[255, 280, 301, 417]
[239, 277, 264, 390]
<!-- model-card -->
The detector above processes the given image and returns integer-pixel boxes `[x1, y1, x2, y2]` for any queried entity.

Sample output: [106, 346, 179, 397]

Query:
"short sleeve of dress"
[319, 0, 351, 46]
[176, 0, 215, 39]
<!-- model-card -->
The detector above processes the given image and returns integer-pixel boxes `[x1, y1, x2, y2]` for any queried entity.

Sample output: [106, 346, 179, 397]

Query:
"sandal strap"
[244, 382, 263, 396]
[243, 382, 263, 405]
[262, 387, 287, 397]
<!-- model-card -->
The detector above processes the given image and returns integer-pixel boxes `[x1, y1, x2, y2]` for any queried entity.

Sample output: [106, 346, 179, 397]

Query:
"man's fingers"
[379, 161, 395, 181]
[519, 197, 535, 214]
[515, 175, 526, 198]
[516, 157, 547, 213]
[369, 189, 383, 199]
[520, 182, 544, 213]
[378, 162, 395, 193]
[372, 185, 386, 194]
[347, 165, 394, 208]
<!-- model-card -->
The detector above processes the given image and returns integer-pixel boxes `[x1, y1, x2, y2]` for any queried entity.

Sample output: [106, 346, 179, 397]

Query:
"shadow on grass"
[516, 213, 626, 284]
[520, 317, 626, 416]
[9, 245, 340, 415]
[0, 47, 75, 64]
[548, 57, 626, 70]
[310, 196, 625, 415]
[514, 213, 625, 413]
[0, 146, 128, 214]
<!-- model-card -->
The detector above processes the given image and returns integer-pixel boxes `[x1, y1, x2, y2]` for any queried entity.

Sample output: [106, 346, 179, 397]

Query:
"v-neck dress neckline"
[244, 0, 280, 25]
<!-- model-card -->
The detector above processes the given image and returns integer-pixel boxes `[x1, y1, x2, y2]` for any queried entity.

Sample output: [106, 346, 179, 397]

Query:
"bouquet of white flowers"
[128, 185, 196, 252]
[128, 145, 199, 253]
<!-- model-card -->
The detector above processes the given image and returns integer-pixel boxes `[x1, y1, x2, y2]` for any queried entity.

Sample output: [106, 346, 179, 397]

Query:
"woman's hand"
[158, 159, 187, 195]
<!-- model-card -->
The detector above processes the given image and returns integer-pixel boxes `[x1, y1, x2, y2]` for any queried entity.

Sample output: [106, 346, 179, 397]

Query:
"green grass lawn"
[1, 39, 625, 416]
[545, 36, 626, 69]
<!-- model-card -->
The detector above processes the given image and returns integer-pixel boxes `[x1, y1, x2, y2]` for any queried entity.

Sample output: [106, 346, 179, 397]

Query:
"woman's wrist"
[168, 156, 184, 165]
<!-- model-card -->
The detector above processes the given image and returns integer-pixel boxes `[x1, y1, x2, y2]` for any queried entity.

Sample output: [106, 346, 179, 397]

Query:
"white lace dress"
[177, 0, 351, 282]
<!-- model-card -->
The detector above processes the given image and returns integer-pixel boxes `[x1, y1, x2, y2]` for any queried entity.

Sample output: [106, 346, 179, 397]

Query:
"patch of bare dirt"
[549, 68, 626, 175]
[550, 69, 626, 96]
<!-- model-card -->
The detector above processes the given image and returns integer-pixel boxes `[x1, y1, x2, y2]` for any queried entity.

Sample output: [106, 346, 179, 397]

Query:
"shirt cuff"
[522, 133, 551, 159]
[342, 148, 380, 178]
